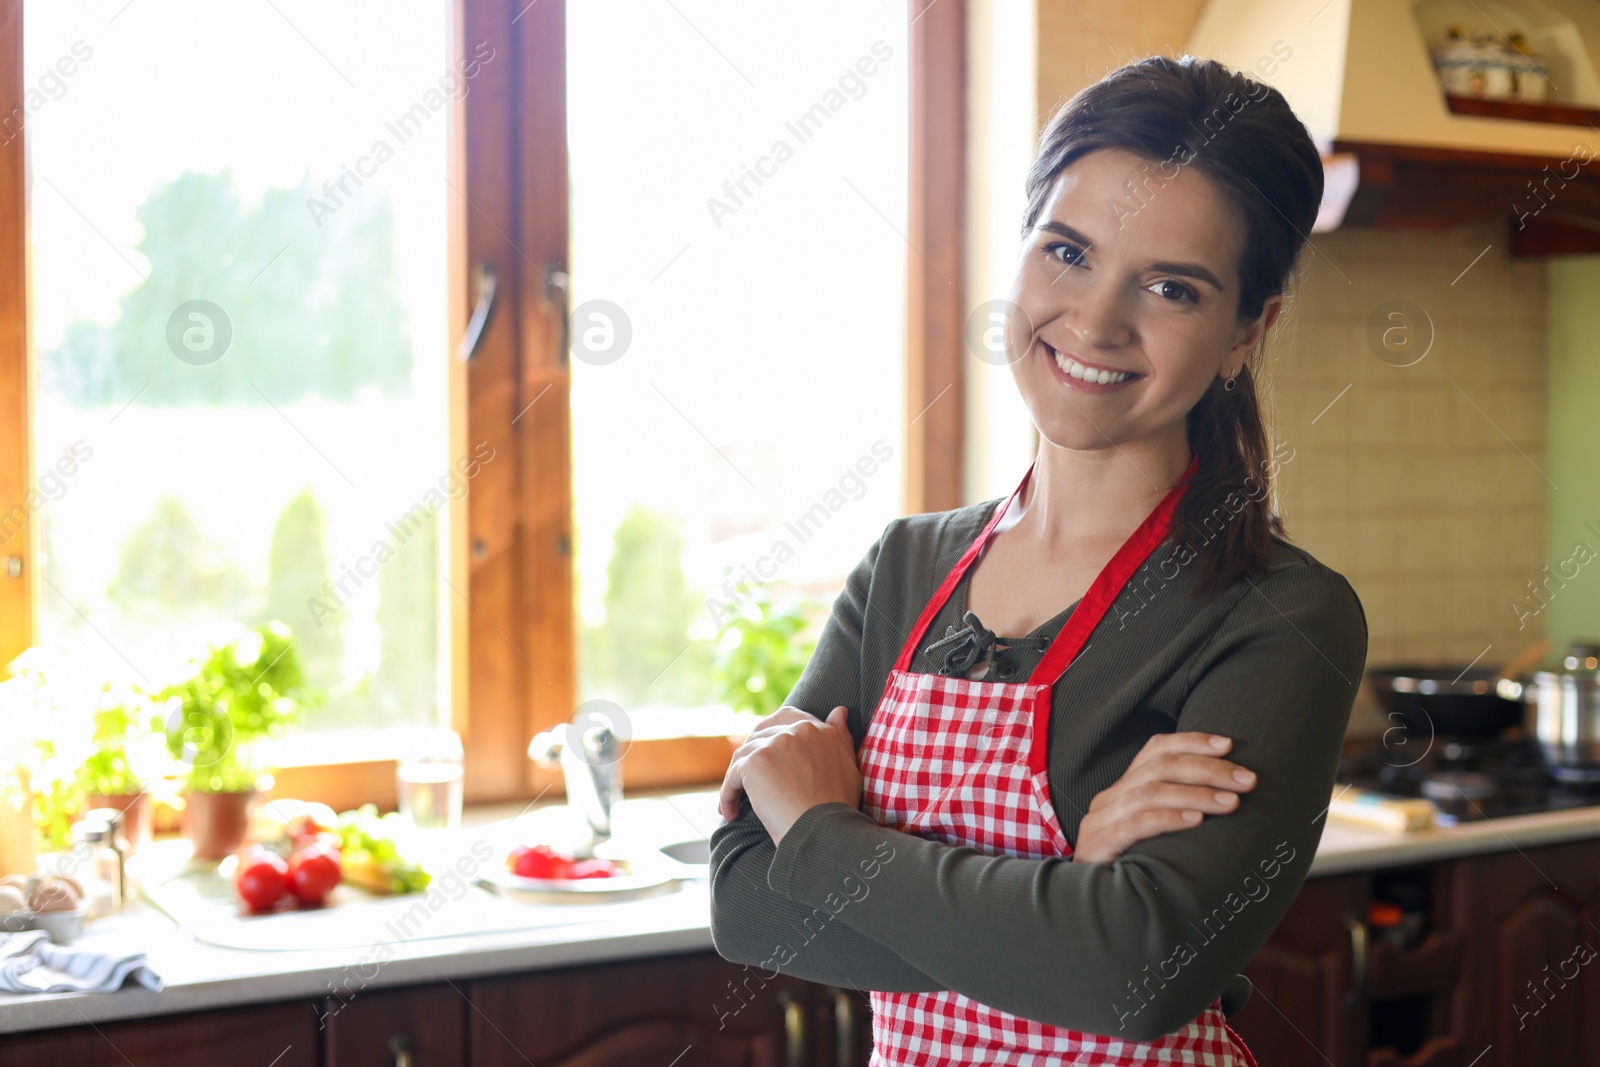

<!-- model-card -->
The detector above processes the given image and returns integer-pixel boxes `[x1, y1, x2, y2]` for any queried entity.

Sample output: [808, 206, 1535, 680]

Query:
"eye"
[1045, 242, 1086, 267]
[1146, 278, 1196, 303]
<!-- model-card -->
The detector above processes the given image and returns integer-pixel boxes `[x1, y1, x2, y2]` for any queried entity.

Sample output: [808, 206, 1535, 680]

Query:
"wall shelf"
[1445, 93, 1600, 128]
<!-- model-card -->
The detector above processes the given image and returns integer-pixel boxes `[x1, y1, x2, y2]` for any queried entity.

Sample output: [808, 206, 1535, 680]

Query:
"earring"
[1224, 375, 1237, 391]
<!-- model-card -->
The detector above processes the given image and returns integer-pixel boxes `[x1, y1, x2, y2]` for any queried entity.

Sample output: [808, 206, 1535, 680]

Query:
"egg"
[0, 886, 27, 915]
[30, 879, 80, 913]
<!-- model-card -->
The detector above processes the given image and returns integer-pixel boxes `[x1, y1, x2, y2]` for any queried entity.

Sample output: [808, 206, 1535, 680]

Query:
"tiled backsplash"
[1263, 221, 1548, 730]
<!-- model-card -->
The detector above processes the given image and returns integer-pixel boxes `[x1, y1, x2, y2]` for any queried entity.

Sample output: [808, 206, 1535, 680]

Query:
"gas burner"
[1420, 770, 1497, 803]
[1547, 764, 1600, 787]
[1338, 732, 1600, 822]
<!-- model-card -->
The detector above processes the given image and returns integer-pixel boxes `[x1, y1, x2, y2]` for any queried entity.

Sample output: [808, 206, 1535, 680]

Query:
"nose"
[1062, 276, 1133, 349]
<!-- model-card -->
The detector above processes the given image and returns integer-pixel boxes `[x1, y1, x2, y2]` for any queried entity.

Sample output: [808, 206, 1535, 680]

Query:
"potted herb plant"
[73, 690, 158, 853]
[158, 622, 309, 860]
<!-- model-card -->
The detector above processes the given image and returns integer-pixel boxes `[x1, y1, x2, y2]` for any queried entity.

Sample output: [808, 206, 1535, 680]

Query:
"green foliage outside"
[262, 488, 343, 697]
[579, 506, 822, 723]
[106, 496, 250, 618]
[40, 170, 413, 408]
[580, 505, 714, 708]
[48, 167, 440, 734]
[712, 585, 819, 719]
[372, 509, 438, 727]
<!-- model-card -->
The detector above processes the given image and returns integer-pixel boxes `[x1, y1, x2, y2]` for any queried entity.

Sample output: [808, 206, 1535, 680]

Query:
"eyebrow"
[1034, 220, 1227, 292]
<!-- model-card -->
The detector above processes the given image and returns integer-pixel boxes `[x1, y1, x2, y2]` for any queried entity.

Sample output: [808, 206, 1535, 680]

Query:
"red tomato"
[569, 858, 624, 879]
[287, 844, 343, 907]
[235, 853, 290, 913]
[510, 843, 574, 880]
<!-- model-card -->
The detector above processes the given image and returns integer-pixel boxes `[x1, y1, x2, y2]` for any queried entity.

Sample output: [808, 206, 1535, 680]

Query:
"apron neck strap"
[889, 451, 1200, 679]
[1026, 452, 1197, 687]
[889, 462, 1035, 675]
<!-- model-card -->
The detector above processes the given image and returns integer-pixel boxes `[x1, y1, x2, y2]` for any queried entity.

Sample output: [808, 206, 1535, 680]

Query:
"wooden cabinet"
[1230, 839, 1600, 1067]
[323, 982, 467, 1067]
[0, 1001, 318, 1067]
[1453, 843, 1600, 1067]
[469, 952, 813, 1067]
[1228, 873, 1369, 1065]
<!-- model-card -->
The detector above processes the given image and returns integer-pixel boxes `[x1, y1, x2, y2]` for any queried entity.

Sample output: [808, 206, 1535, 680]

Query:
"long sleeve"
[708, 518, 947, 992]
[765, 559, 1367, 1040]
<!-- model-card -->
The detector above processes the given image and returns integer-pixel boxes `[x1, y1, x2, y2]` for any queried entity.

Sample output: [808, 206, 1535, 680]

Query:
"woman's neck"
[1013, 428, 1193, 552]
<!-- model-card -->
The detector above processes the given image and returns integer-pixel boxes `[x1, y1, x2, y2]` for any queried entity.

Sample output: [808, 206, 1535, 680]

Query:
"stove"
[1337, 732, 1600, 826]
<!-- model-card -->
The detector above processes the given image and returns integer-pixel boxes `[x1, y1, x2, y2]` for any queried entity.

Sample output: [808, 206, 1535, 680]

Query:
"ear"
[1224, 294, 1283, 377]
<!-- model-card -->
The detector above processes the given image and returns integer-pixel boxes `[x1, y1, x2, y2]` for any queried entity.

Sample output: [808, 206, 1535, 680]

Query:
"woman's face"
[1005, 146, 1280, 457]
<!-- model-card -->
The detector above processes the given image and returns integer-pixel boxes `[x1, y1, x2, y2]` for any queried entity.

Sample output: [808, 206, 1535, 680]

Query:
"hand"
[717, 705, 823, 822]
[1072, 732, 1256, 864]
[718, 705, 862, 848]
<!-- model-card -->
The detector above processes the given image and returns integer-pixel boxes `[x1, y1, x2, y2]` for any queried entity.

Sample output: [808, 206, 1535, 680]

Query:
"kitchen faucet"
[526, 707, 623, 858]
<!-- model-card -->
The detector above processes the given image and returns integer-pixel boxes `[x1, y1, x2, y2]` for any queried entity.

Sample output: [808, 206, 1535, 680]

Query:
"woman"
[709, 53, 1367, 1065]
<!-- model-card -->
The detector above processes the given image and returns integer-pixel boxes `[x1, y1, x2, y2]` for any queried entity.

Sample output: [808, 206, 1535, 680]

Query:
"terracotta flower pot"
[181, 790, 258, 860]
[85, 792, 152, 854]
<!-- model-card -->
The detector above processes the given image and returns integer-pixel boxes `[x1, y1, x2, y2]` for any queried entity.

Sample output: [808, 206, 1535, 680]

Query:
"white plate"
[477, 846, 685, 904]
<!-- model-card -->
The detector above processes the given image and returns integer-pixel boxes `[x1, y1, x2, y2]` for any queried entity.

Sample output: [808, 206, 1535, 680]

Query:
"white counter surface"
[4, 786, 1600, 1037]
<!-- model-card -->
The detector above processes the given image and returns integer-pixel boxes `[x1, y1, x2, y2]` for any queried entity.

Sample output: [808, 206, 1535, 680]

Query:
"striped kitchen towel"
[0, 931, 164, 994]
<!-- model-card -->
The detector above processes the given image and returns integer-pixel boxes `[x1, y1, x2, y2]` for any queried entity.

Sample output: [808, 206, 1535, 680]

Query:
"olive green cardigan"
[708, 495, 1368, 1041]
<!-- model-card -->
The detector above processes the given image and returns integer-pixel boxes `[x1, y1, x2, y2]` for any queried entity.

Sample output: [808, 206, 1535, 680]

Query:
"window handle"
[544, 263, 569, 366]
[456, 261, 498, 363]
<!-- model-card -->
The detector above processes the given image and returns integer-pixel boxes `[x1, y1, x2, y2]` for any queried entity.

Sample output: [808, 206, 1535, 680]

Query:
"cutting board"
[129, 839, 678, 952]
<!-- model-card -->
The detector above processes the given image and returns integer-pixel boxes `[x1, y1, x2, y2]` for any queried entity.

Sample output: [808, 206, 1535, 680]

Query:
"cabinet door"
[810, 985, 874, 1067]
[1454, 841, 1600, 1067]
[323, 982, 467, 1066]
[0, 1002, 318, 1067]
[1227, 873, 1369, 1067]
[469, 952, 813, 1067]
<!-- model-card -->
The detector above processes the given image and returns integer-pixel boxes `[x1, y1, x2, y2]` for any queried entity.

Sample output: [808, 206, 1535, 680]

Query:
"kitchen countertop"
[5, 786, 1600, 1036]
[1310, 798, 1600, 876]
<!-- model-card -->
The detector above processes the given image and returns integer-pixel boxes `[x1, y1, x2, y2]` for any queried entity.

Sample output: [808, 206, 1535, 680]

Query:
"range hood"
[1185, 0, 1600, 253]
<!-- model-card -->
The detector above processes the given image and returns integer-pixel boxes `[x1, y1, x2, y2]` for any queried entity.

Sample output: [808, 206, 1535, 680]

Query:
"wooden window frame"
[0, 0, 966, 812]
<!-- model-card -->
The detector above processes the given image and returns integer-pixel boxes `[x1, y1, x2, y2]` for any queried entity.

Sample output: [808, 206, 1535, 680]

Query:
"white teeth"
[1050, 346, 1134, 384]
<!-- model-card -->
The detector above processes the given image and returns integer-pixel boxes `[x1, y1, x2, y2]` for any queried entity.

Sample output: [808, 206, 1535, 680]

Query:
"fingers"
[718, 708, 853, 823]
[1131, 731, 1233, 768]
[825, 705, 851, 737]
[1075, 732, 1261, 861]
[1077, 806, 1208, 862]
[1128, 752, 1257, 794]
[717, 759, 746, 823]
[752, 705, 821, 733]
[1127, 734, 1255, 793]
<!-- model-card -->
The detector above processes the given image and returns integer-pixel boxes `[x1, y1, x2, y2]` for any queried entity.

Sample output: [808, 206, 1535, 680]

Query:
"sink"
[659, 838, 711, 866]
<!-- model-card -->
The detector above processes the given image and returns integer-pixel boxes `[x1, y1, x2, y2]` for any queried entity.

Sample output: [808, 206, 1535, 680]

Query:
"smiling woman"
[710, 53, 1368, 1066]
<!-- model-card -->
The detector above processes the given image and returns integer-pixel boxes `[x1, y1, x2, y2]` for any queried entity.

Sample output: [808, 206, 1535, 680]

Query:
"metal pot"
[1496, 641, 1600, 782]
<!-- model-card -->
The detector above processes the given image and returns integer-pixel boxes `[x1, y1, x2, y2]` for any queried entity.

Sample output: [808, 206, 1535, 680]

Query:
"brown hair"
[1021, 54, 1323, 598]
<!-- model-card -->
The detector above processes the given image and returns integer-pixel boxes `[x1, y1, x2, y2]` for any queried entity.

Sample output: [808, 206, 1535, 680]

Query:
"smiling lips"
[1043, 341, 1143, 389]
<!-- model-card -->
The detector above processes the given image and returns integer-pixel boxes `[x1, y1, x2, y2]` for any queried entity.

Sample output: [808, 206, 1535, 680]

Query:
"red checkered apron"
[857, 456, 1258, 1066]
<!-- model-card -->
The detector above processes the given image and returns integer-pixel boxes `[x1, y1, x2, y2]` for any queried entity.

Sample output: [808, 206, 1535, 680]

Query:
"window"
[22, 2, 458, 752]
[1, 0, 951, 805]
[566, 2, 909, 737]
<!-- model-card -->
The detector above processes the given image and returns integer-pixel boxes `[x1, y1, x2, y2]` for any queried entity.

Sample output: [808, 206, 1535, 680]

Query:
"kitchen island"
[3, 787, 1600, 1066]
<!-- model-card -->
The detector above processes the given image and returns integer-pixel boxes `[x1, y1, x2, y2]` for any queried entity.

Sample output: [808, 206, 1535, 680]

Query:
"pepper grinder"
[72, 807, 127, 915]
